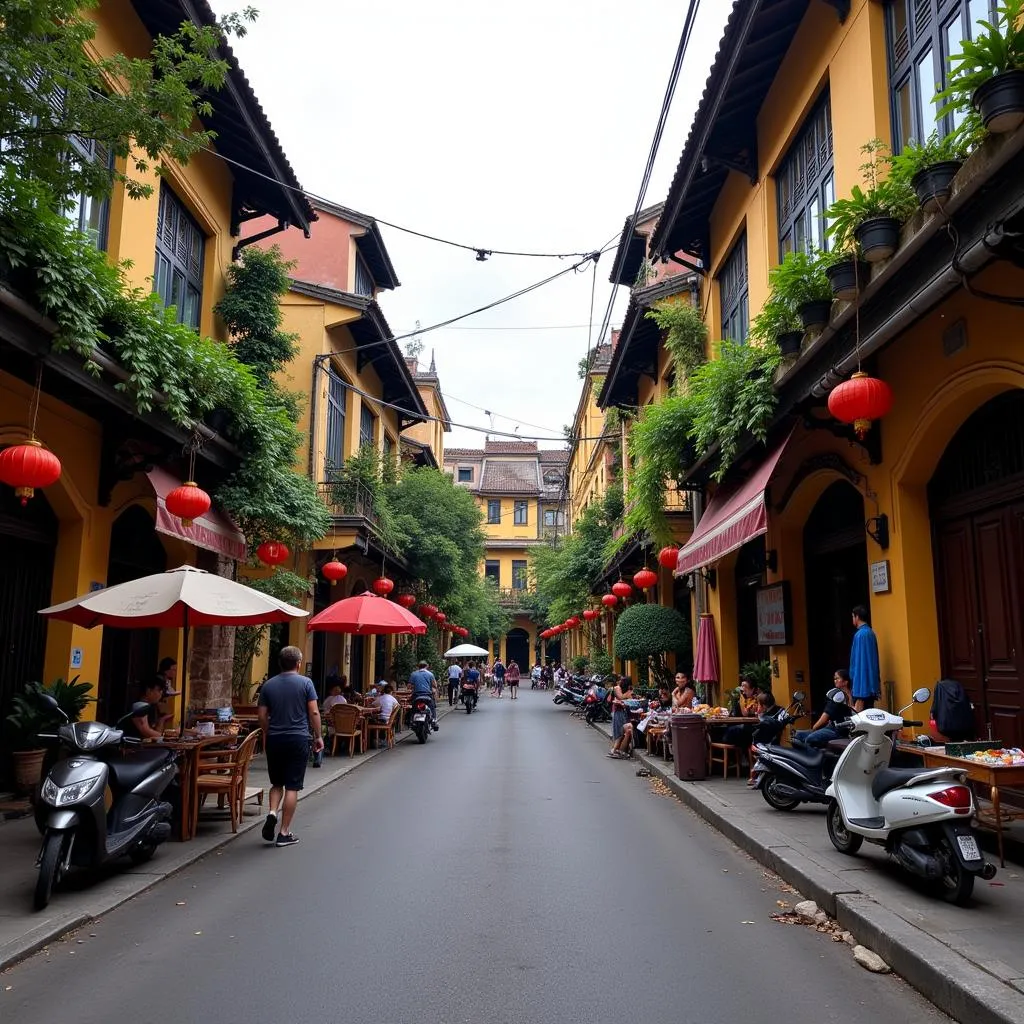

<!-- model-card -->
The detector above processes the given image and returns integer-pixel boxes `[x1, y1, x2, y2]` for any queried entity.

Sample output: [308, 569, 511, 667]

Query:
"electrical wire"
[441, 392, 569, 436]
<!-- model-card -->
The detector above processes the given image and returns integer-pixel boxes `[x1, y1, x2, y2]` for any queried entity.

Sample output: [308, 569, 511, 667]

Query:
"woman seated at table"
[375, 683, 400, 722]
[721, 677, 760, 752]
[671, 671, 696, 711]
[126, 680, 172, 740]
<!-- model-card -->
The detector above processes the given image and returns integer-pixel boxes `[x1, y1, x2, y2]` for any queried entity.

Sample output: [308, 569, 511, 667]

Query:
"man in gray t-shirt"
[257, 646, 322, 847]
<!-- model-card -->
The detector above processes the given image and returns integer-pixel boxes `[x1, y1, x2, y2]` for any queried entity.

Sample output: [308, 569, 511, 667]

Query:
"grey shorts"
[612, 709, 629, 739]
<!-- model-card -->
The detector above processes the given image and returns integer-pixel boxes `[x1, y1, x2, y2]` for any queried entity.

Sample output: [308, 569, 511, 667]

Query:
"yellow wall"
[404, 383, 447, 465]
[481, 547, 533, 590]
[478, 494, 540, 540]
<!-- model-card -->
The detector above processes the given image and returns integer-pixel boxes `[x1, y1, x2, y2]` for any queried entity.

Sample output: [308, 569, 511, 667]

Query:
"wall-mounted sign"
[70, 647, 84, 669]
[756, 582, 791, 646]
[870, 560, 891, 595]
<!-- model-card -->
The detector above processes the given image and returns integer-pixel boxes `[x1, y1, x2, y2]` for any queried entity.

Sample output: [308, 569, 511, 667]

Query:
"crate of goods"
[946, 740, 1002, 758]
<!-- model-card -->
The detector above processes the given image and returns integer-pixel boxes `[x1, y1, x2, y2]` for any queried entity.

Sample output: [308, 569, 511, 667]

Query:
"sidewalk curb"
[593, 720, 1024, 1024]
[0, 704, 456, 973]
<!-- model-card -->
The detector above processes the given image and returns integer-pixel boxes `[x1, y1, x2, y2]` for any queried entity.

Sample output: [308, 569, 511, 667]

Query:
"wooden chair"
[331, 704, 364, 757]
[367, 703, 400, 750]
[647, 724, 670, 761]
[196, 731, 261, 833]
[708, 740, 742, 779]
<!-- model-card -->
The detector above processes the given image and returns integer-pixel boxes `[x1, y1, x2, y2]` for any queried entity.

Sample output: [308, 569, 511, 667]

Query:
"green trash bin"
[672, 714, 706, 781]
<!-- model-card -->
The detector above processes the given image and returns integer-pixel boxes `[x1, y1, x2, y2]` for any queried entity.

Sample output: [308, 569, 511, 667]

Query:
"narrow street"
[4, 690, 948, 1024]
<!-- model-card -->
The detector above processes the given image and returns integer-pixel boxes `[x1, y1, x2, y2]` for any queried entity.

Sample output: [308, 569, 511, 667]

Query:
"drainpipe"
[308, 354, 329, 478]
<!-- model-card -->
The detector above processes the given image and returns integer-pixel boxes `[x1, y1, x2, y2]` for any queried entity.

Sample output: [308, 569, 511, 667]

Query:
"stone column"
[186, 550, 237, 710]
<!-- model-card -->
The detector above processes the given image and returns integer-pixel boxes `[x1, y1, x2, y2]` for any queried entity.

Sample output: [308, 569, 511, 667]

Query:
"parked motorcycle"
[33, 696, 176, 910]
[553, 677, 588, 707]
[460, 677, 479, 714]
[410, 696, 434, 743]
[825, 687, 995, 904]
[583, 683, 611, 726]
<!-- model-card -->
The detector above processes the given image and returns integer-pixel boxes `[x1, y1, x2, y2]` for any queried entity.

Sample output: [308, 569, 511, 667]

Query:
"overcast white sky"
[215, 1, 730, 449]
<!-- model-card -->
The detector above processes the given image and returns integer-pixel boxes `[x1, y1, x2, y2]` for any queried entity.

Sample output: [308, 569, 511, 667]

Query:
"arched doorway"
[98, 505, 166, 722]
[803, 480, 869, 709]
[504, 627, 530, 673]
[0, 487, 57, 724]
[930, 390, 1024, 747]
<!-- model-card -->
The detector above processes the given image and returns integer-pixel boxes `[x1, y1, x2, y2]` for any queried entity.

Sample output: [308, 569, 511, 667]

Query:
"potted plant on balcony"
[750, 294, 804, 357]
[820, 247, 871, 302]
[772, 250, 834, 331]
[825, 140, 917, 263]
[889, 116, 986, 213]
[938, 0, 1024, 134]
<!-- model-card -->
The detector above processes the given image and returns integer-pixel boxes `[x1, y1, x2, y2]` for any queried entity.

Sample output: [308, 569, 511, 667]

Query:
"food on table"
[964, 747, 1024, 766]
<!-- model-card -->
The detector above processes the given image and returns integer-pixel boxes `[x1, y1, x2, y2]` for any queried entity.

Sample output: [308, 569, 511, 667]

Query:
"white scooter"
[825, 687, 995, 904]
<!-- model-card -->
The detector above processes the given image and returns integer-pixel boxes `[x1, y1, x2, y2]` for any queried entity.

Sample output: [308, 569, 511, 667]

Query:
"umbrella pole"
[179, 607, 190, 738]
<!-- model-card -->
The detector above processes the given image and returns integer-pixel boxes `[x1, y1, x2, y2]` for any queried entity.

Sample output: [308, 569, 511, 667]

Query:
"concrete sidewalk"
[593, 720, 1024, 1024]
[0, 704, 456, 971]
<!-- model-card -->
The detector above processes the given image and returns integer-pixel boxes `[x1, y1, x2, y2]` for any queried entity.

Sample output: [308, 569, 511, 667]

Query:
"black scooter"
[34, 697, 176, 910]
[460, 677, 479, 714]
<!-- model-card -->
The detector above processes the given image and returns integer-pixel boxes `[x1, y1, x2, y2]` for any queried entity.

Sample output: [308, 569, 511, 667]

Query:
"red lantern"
[611, 580, 633, 599]
[633, 567, 658, 590]
[397, 593, 416, 609]
[601, 594, 618, 608]
[165, 480, 211, 528]
[658, 546, 680, 570]
[582, 609, 599, 622]
[540, 629, 550, 639]
[0, 438, 62, 506]
[827, 371, 893, 440]
[257, 541, 290, 566]
[421, 603, 437, 617]
[566, 616, 580, 628]
[321, 559, 347, 586]
[436, 612, 447, 623]
[372, 576, 395, 597]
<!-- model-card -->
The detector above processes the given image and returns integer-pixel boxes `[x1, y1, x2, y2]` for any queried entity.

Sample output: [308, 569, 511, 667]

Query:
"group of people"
[446, 660, 482, 704]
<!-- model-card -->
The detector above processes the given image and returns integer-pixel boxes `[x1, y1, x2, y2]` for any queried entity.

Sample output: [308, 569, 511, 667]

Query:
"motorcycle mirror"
[792, 691, 806, 702]
[38, 692, 70, 721]
[912, 686, 931, 703]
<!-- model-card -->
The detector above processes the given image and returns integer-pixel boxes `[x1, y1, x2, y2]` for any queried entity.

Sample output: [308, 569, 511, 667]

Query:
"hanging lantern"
[582, 609, 599, 622]
[436, 611, 447, 623]
[611, 580, 633, 599]
[257, 540, 290, 566]
[540, 629, 550, 639]
[397, 593, 416, 609]
[566, 616, 580, 628]
[372, 576, 395, 597]
[601, 594, 618, 609]
[633, 567, 658, 590]
[0, 439, 62, 507]
[321, 559, 347, 586]
[165, 480, 211, 528]
[421, 603, 437, 617]
[827, 371, 893, 440]
[658, 546, 680, 569]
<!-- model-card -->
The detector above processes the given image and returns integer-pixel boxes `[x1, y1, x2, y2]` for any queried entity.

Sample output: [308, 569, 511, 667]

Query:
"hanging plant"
[646, 299, 708, 387]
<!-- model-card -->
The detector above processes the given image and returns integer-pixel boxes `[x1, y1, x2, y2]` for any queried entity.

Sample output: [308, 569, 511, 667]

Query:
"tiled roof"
[480, 460, 540, 494]
[483, 440, 538, 454]
[444, 448, 484, 460]
[539, 448, 570, 463]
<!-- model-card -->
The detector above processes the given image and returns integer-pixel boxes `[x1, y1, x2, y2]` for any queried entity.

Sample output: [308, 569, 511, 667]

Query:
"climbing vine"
[646, 299, 708, 389]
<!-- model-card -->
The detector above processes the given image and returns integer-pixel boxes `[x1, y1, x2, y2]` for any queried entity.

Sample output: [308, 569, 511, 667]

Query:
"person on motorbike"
[792, 671, 852, 749]
[409, 661, 439, 731]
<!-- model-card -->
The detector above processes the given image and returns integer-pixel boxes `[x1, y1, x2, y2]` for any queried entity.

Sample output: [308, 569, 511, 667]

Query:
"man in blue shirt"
[409, 660, 439, 730]
[849, 605, 881, 711]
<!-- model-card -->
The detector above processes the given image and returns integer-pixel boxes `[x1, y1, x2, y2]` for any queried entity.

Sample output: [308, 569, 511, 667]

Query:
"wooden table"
[897, 744, 1024, 866]
[145, 735, 238, 841]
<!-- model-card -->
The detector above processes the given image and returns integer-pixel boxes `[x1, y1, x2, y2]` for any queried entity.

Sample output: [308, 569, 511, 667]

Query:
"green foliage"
[825, 140, 918, 253]
[688, 341, 782, 480]
[5, 677, 93, 750]
[749, 294, 803, 345]
[572, 654, 590, 673]
[740, 660, 773, 695]
[938, 1, 1024, 109]
[888, 117, 986, 185]
[391, 640, 418, 684]
[589, 648, 614, 676]
[533, 485, 622, 624]
[232, 569, 310, 698]
[769, 249, 833, 307]
[612, 604, 691, 686]
[646, 300, 707, 386]
[577, 354, 591, 379]
[0, 0, 256, 207]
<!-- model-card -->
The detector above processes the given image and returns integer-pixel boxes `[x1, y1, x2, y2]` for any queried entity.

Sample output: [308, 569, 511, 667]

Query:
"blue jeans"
[793, 726, 839, 749]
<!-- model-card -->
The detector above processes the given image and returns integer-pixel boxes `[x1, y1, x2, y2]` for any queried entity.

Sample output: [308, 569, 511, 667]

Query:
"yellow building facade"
[642, 0, 1024, 741]
[445, 441, 568, 669]
[0, 0, 313, 739]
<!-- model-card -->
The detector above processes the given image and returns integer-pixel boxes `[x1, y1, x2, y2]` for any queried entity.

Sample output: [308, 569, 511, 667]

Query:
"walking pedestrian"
[257, 646, 323, 848]
[447, 660, 463, 706]
[507, 660, 520, 699]
[492, 657, 506, 697]
[849, 604, 881, 711]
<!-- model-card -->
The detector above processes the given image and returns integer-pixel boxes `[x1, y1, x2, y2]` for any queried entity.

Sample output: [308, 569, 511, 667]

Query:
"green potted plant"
[825, 140, 917, 263]
[819, 246, 871, 302]
[889, 115, 986, 213]
[770, 249, 834, 331]
[4, 678, 94, 794]
[938, 0, 1024, 134]
[750, 293, 803, 357]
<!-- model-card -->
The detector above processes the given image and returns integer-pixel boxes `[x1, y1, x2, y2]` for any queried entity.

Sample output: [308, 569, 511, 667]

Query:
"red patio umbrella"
[307, 592, 427, 635]
[693, 613, 721, 705]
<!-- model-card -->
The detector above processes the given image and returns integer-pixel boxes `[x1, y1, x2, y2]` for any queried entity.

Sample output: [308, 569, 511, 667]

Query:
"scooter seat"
[769, 745, 825, 768]
[108, 748, 173, 791]
[871, 767, 933, 800]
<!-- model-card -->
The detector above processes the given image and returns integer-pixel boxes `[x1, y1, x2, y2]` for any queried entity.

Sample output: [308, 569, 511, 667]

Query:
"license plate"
[957, 834, 981, 861]
[413, 714, 426, 722]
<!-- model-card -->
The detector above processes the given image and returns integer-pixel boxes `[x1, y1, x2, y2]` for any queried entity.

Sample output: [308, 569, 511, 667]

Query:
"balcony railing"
[317, 481, 379, 524]
[496, 587, 535, 608]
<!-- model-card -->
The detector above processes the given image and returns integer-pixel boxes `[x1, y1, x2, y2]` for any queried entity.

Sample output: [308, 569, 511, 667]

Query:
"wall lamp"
[865, 513, 889, 550]
[687, 567, 717, 591]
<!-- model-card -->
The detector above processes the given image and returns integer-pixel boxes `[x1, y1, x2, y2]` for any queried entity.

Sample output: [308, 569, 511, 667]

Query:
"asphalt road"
[2, 689, 950, 1024]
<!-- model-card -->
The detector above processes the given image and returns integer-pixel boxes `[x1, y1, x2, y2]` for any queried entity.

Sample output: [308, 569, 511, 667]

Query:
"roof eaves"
[289, 277, 370, 310]
[609, 201, 667, 286]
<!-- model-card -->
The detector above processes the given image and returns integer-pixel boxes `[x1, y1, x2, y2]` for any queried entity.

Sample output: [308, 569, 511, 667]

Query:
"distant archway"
[504, 628, 530, 673]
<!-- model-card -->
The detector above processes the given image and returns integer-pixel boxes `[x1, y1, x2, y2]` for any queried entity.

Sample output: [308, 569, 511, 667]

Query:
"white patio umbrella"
[443, 643, 490, 658]
[40, 565, 308, 734]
